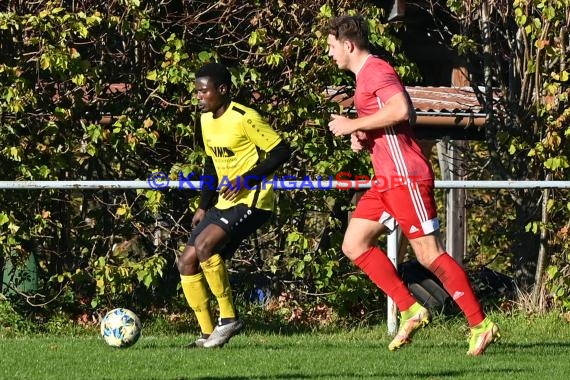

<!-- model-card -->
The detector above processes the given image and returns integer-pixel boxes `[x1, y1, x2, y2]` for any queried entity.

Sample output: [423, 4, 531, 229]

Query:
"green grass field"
[1, 312, 569, 380]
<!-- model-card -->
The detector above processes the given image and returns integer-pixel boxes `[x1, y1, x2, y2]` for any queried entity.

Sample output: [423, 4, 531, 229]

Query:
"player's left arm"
[241, 111, 291, 186]
[242, 140, 291, 187]
[218, 140, 291, 201]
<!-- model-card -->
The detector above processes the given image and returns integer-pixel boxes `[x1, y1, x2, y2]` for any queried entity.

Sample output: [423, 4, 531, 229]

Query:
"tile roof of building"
[326, 85, 487, 115]
[407, 86, 486, 115]
[325, 86, 490, 140]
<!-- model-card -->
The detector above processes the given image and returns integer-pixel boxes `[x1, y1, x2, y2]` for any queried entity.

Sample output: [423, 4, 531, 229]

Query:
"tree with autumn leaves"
[0, 1, 568, 319]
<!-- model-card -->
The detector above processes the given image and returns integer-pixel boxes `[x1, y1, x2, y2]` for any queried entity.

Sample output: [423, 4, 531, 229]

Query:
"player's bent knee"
[414, 250, 442, 268]
[194, 237, 216, 262]
[414, 254, 431, 268]
[176, 257, 184, 273]
[177, 255, 199, 275]
[177, 247, 201, 275]
[341, 241, 366, 261]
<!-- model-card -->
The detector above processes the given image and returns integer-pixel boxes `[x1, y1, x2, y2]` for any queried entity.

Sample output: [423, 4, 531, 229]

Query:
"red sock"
[354, 246, 416, 312]
[429, 253, 485, 326]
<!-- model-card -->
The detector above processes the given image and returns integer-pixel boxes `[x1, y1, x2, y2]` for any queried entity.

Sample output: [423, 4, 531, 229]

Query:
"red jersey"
[355, 56, 434, 190]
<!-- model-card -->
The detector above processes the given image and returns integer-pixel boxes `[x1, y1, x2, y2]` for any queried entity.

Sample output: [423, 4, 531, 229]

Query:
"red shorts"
[351, 181, 440, 239]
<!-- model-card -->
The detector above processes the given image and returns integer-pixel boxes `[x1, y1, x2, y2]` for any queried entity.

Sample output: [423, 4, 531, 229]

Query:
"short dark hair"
[196, 63, 232, 88]
[327, 15, 369, 50]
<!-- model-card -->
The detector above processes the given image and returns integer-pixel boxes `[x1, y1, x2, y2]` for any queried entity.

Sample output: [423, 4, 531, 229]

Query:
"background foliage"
[0, 0, 413, 322]
[440, 0, 569, 303]
[0, 0, 568, 326]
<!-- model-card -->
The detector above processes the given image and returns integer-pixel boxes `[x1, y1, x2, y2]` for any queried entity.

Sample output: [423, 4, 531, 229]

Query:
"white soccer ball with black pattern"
[100, 308, 142, 348]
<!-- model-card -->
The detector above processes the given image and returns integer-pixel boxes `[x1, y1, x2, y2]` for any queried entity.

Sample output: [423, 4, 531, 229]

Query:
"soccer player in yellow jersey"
[177, 63, 291, 348]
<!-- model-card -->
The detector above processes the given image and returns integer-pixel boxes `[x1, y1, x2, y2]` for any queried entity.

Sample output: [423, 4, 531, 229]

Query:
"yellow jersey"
[201, 101, 282, 211]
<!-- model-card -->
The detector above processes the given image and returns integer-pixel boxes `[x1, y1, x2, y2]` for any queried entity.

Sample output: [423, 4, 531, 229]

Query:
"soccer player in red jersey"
[326, 15, 499, 355]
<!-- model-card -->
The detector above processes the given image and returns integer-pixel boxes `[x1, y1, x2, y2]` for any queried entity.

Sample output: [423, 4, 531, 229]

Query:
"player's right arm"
[329, 92, 410, 136]
[193, 156, 217, 227]
[350, 131, 369, 152]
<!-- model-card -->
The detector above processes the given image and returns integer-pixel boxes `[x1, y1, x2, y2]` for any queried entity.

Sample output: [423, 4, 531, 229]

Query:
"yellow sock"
[200, 254, 236, 319]
[180, 273, 214, 334]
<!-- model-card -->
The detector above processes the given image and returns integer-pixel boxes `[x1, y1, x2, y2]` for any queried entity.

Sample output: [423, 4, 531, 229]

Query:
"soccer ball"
[100, 308, 142, 348]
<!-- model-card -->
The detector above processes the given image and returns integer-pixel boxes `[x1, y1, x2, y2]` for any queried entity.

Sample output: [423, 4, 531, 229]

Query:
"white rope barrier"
[0, 180, 569, 189]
